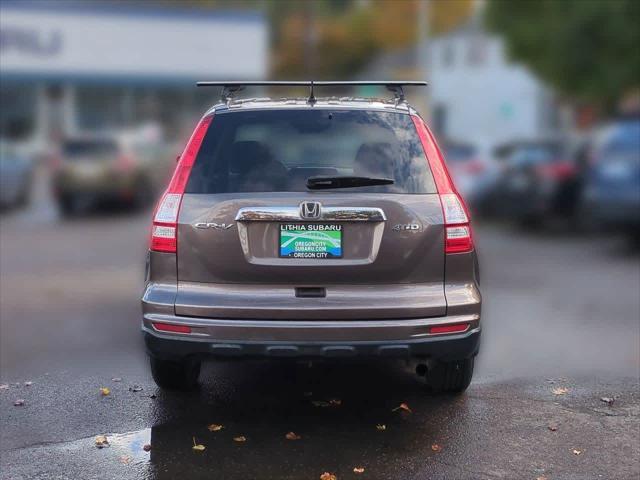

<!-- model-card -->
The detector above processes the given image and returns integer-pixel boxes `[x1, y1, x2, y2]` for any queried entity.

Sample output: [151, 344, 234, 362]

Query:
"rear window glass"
[444, 144, 476, 163]
[63, 140, 118, 157]
[186, 109, 436, 194]
[602, 120, 640, 156]
[508, 144, 562, 166]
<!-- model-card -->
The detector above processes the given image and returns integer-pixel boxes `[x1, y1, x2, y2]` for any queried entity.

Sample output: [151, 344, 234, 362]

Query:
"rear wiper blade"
[306, 176, 394, 190]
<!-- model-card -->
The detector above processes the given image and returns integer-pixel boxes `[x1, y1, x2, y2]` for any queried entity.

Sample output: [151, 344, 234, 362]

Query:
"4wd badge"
[392, 223, 421, 231]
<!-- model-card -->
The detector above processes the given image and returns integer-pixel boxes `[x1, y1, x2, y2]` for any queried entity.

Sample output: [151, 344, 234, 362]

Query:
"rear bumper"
[53, 172, 138, 198]
[583, 196, 640, 229]
[142, 314, 481, 361]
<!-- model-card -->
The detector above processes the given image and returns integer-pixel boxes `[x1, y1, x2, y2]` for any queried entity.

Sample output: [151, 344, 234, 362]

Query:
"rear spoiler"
[196, 80, 428, 103]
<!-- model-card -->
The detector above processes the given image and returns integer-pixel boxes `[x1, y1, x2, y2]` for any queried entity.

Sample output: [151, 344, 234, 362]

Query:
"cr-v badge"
[194, 222, 234, 230]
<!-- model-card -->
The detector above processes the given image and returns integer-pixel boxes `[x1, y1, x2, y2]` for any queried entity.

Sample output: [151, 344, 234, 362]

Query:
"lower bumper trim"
[144, 328, 481, 361]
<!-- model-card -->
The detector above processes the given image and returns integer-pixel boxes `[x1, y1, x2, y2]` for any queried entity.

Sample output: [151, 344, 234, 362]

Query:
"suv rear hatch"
[169, 109, 450, 320]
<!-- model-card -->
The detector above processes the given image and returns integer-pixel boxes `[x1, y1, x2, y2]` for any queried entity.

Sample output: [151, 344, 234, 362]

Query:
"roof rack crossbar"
[196, 81, 427, 103]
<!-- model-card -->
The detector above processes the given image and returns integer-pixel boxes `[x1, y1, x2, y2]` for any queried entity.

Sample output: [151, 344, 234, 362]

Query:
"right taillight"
[411, 115, 474, 254]
[150, 114, 213, 253]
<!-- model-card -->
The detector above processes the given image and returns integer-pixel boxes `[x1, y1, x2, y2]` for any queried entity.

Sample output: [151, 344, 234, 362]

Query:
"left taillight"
[412, 115, 474, 254]
[150, 114, 213, 253]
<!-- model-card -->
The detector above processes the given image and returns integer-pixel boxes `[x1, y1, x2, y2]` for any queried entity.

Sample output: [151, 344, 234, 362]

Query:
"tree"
[274, 0, 474, 78]
[485, 0, 640, 108]
[153, 0, 474, 79]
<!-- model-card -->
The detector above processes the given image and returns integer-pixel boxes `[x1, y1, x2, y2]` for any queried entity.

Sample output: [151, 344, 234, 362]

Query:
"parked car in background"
[442, 139, 499, 215]
[51, 133, 172, 216]
[491, 140, 581, 226]
[581, 116, 640, 242]
[0, 140, 33, 210]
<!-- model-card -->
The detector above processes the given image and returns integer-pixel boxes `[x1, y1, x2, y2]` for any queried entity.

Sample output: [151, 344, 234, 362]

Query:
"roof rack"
[196, 81, 428, 104]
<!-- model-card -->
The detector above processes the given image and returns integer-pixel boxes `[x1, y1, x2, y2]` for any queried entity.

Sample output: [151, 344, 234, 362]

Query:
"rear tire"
[149, 356, 201, 391]
[426, 357, 474, 394]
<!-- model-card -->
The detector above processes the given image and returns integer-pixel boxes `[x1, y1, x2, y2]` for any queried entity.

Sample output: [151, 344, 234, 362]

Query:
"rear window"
[601, 120, 640, 156]
[186, 109, 436, 194]
[63, 139, 118, 158]
[508, 144, 563, 166]
[444, 143, 476, 163]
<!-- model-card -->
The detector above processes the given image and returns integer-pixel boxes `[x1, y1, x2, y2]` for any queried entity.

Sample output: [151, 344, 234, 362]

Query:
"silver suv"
[142, 82, 481, 393]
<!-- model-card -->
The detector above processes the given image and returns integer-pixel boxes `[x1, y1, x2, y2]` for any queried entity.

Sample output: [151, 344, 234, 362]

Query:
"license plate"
[279, 224, 343, 259]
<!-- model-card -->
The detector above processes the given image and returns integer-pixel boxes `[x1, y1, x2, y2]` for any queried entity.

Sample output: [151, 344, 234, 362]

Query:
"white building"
[0, 1, 268, 153]
[426, 19, 558, 145]
[360, 18, 561, 147]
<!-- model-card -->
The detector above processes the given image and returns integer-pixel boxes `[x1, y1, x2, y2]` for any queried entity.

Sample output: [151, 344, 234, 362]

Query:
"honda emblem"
[300, 201, 322, 219]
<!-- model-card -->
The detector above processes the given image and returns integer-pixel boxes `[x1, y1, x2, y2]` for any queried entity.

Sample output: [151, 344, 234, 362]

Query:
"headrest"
[354, 142, 394, 178]
[230, 141, 273, 175]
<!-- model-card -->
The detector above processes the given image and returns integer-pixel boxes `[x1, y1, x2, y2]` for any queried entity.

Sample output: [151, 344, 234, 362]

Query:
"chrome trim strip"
[141, 320, 481, 344]
[235, 206, 386, 222]
[144, 313, 478, 329]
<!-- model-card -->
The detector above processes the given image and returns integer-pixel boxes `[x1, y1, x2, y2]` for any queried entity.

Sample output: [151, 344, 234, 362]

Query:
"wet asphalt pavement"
[1, 171, 639, 479]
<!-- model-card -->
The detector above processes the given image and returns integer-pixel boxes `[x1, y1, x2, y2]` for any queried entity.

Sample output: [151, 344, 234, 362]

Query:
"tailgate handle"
[235, 206, 386, 222]
[295, 287, 326, 298]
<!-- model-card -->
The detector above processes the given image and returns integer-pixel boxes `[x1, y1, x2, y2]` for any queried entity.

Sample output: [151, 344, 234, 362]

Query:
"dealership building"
[0, 2, 268, 153]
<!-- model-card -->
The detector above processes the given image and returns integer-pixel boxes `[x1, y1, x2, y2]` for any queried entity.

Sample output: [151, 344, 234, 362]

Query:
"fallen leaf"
[572, 448, 582, 455]
[100, 387, 110, 396]
[24, 381, 33, 387]
[13, 399, 25, 406]
[376, 424, 386, 431]
[0, 384, 9, 390]
[192, 437, 205, 452]
[111, 377, 122, 382]
[207, 424, 224, 432]
[600, 396, 614, 406]
[320, 473, 337, 480]
[552, 387, 569, 396]
[285, 431, 301, 440]
[119, 455, 131, 465]
[143, 444, 152, 452]
[353, 466, 365, 474]
[536, 476, 548, 480]
[95, 435, 109, 448]
[431, 443, 442, 452]
[392, 402, 412, 413]
[233, 436, 247, 443]
[548, 423, 558, 432]
[129, 385, 143, 392]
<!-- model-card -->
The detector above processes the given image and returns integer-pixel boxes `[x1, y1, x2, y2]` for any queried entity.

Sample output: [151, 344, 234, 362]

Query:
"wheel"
[425, 357, 474, 394]
[132, 177, 154, 210]
[149, 356, 201, 391]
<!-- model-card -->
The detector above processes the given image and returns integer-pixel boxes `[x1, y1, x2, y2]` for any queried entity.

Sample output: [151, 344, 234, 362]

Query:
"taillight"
[150, 114, 213, 253]
[411, 115, 474, 254]
[115, 154, 134, 172]
[463, 159, 485, 174]
[49, 153, 62, 171]
[535, 161, 577, 180]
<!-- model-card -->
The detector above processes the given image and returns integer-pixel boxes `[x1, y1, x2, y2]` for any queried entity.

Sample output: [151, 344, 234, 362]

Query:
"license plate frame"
[279, 223, 343, 259]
